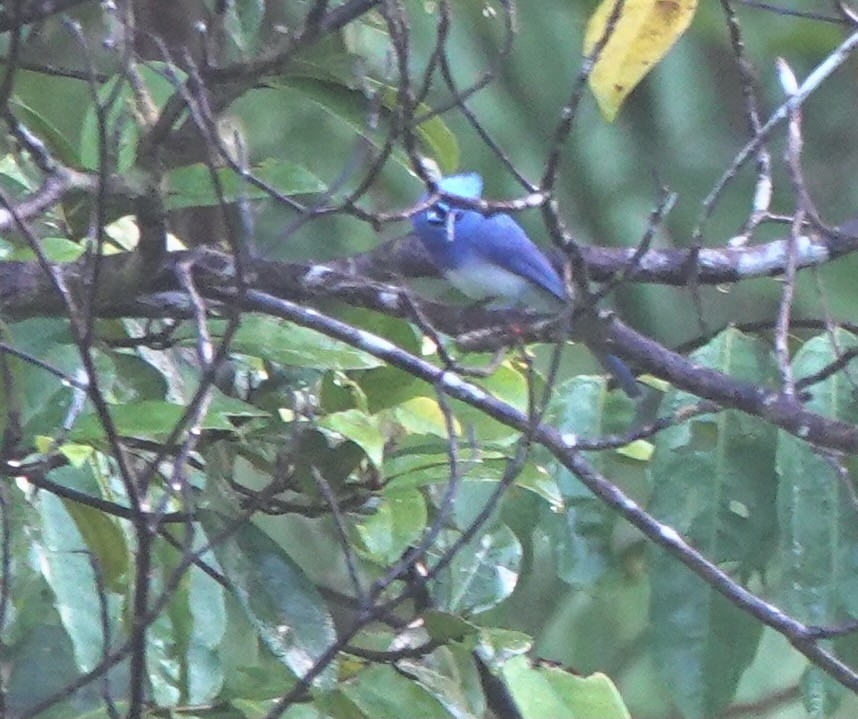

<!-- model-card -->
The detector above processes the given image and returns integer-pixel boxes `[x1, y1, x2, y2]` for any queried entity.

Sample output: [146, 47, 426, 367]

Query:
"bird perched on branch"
[411, 172, 640, 398]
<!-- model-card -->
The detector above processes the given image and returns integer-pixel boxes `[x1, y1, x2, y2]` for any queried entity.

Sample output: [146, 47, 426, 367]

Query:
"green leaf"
[511, 460, 564, 510]
[10, 98, 80, 168]
[71, 399, 237, 441]
[337, 313, 423, 413]
[395, 648, 485, 719]
[500, 655, 570, 719]
[267, 78, 459, 174]
[208, 391, 272, 420]
[6, 624, 85, 718]
[223, 0, 265, 52]
[80, 64, 186, 172]
[185, 545, 228, 705]
[189, 545, 227, 649]
[429, 524, 521, 614]
[319, 409, 385, 467]
[0, 154, 33, 193]
[355, 364, 425, 413]
[536, 569, 650, 679]
[8, 318, 82, 442]
[165, 159, 325, 210]
[452, 362, 529, 443]
[356, 489, 427, 564]
[108, 350, 169, 403]
[801, 665, 845, 719]
[477, 628, 533, 668]
[320, 369, 370, 414]
[56, 442, 94, 467]
[229, 316, 384, 370]
[392, 396, 459, 437]
[501, 655, 631, 719]
[649, 565, 762, 719]
[255, 427, 365, 497]
[422, 611, 480, 644]
[186, 640, 225, 707]
[648, 328, 778, 718]
[341, 665, 455, 718]
[615, 437, 654, 461]
[778, 331, 858, 635]
[0, 487, 43, 629]
[62, 500, 128, 592]
[541, 376, 643, 586]
[219, 591, 298, 703]
[36, 490, 121, 673]
[375, 80, 459, 174]
[147, 608, 182, 706]
[384, 446, 562, 509]
[201, 511, 338, 688]
[7, 236, 84, 262]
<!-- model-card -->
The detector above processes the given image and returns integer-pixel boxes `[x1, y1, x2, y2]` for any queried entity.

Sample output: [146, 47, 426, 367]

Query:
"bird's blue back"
[409, 172, 640, 396]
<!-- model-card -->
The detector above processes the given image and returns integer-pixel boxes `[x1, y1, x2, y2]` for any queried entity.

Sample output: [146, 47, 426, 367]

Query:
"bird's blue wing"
[460, 212, 567, 301]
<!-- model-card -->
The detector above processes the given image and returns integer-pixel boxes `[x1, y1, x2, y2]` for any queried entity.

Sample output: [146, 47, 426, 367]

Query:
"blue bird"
[412, 172, 640, 397]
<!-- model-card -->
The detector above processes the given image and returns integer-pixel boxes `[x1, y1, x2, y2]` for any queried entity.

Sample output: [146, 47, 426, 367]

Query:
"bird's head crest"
[424, 173, 484, 238]
[437, 173, 483, 201]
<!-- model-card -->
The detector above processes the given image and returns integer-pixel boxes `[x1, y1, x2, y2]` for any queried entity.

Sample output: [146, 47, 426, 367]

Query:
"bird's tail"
[594, 351, 641, 398]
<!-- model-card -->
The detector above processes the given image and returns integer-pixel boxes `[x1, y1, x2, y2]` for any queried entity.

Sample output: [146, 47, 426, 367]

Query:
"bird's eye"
[426, 201, 450, 225]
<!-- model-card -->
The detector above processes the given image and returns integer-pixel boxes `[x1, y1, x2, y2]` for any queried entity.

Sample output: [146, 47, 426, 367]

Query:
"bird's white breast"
[447, 262, 528, 301]
[447, 262, 560, 311]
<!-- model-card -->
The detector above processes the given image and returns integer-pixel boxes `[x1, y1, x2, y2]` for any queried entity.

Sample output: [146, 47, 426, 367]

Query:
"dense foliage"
[2, 1, 858, 718]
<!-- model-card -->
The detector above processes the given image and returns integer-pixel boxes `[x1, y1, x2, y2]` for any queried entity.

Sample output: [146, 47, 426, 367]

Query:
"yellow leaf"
[615, 438, 654, 462]
[58, 442, 95, 468]
[392, 396, 461, 437]
[584, 0, 698, 121]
